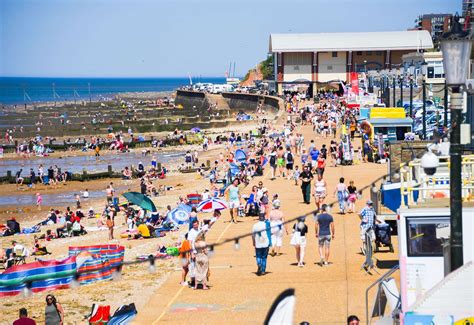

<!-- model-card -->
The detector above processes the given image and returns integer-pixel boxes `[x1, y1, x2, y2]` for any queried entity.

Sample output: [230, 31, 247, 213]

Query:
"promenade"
[136, 123, 398, 324]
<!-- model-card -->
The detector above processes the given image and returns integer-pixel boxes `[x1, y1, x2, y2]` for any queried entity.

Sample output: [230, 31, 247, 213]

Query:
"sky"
[0, 0, 461, 78]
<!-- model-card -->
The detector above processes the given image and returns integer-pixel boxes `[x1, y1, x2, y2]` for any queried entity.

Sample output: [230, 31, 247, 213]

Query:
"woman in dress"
[290, 217, 308, 267]
[347, 180, 358, 213]
[45, 294, 64, 325]
[313, 173, 327, 212]
[334, 177, 348, 214]
[193, 239, 209, 290]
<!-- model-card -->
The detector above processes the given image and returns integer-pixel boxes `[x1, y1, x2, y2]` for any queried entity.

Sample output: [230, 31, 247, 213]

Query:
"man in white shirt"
[252, 214, 271, 276]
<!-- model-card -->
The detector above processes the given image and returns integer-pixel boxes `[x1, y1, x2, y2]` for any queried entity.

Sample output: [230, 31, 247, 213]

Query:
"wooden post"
[82, 169, 87, 181]
[108, 165, 113, 176]
[7, 171, 12, 183]
[206, 160, 211, 168]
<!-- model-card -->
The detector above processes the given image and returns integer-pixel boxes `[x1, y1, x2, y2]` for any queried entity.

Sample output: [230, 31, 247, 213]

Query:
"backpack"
[286, 152, 293, 163]
[269, 155, 276, 166]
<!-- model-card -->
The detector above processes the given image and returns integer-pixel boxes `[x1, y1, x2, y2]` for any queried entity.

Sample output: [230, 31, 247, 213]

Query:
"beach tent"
[122, 192, 157, 212]
[235, 149, 247, 164]
[0, 257, 77, 297]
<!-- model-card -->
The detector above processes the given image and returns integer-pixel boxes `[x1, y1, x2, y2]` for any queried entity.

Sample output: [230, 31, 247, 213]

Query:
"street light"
[408, 63, 415, 119]
[439, 13, 472, 272]
[421, 61, 428, 139]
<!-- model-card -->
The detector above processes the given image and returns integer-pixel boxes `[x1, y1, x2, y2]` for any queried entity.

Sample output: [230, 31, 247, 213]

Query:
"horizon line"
[0, 75, 237, 79]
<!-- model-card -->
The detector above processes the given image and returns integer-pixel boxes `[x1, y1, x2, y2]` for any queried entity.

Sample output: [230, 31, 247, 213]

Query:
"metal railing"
[400, 154, 474, 207]
[365, 264, 400, 325]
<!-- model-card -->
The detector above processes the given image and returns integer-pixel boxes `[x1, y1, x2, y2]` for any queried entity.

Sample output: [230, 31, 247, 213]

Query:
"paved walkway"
[135, 124, 398, 324]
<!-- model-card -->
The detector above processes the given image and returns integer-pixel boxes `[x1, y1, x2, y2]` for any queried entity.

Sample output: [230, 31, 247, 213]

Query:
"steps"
[206, 94, 231, 111]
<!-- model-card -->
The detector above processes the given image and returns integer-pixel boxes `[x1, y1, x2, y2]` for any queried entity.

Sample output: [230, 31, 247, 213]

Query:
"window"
[327, 65, 333, 71]
[356, 51, 362, 55]
[375, 51, 383, 56]
[406, 217, 450, 257]
[284, 52, 311, 65]
[366, 51, 372, 56]
[427, 61, 444, 78]
[332, 52, 338, 58]
[277, 53, 282, 67]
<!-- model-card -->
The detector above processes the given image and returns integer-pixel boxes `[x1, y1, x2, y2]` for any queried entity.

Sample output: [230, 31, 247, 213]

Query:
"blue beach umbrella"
[168, 208, 190, 225]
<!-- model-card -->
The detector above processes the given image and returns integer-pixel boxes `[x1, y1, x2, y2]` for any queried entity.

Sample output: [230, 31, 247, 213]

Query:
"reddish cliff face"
[240, 64, 263, 87]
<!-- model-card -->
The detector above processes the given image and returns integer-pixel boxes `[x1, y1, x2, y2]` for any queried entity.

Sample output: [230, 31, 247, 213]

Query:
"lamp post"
[399, 76, 404, 107]
[444, 81, 449, 127]
[392, 75, 396, 107]
[440, 14, 472, 272]
[421, 62, 428, 139]
[409, 64, 415, 119]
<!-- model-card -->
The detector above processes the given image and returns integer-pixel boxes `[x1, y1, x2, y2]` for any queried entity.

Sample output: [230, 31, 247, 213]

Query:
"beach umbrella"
[197, 197, 228, 213]
[177, 203, 192, 213]
[122, 192, 157, 212]
[168, 208, 190, 225]
[191, 127, 201, 133]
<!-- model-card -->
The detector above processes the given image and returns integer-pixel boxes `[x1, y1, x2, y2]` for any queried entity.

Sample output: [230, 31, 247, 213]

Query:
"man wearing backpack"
[285, 149, 294, 179]
[268, 149, 277, 180]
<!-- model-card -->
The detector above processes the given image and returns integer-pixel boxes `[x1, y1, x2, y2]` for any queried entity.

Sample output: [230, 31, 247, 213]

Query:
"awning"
[368, 118, 413, 128]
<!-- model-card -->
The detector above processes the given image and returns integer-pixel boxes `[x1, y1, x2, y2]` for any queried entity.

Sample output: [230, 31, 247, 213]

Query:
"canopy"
[122, 192, 157, 212]
[197, 197, 228, 213]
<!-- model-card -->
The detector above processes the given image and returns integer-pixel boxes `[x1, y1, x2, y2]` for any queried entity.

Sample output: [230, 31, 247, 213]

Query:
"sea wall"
[221, 92, 282, 112]
[174, 90, 210, 111]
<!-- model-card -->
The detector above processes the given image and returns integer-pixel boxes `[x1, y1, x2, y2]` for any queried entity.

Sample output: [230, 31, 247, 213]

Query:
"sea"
[0, 77, 226, 105]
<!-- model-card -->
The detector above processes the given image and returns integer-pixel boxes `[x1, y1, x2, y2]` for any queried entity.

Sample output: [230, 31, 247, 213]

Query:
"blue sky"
[0, 0, 460, 78]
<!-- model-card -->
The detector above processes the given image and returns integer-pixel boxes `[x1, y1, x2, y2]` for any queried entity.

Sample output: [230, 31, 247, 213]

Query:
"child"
[36, 193, 42, 210]
[75, 194, 81, 209]
[292, 165, 301, 186]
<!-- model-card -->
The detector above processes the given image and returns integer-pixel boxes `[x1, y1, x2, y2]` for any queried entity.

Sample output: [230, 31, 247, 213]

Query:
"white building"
[269, 30, 434, 95]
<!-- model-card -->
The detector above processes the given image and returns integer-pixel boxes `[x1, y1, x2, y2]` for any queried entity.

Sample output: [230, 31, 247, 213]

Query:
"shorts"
[314, 191, 326, 198]
[311, 160, 317, 168]
[229, 199, 240, 209]
[277, 158, 285, 167]
[286, 163, 294, 170]
[318, 235, 331, 246]
[270, 221, 283, 247]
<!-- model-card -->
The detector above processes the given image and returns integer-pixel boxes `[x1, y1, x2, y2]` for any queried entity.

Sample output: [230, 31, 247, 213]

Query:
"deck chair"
[13, 247, 27, 265]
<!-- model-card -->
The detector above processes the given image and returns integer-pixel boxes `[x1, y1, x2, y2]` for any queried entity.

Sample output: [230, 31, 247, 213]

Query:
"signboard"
[350, 72, 359, 94]
[370, 107, 406, 119]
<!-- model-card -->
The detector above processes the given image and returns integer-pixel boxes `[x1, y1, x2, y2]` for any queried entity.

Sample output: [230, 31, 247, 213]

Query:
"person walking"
[334, 177, 348, 214]
[224, 178, 241, 223]
[45, 294, 64, 325]
[359, 200, 378, 254]
[268, 149, 277, 180]
[313, 173, 327, 212]
[290, 217, 308, 267]
[106, 214, 114, 240]
[347, 180, 358, 213]
[36, 193, 42, 211]
[269, 199, 288, 256]
[314, 204, 335, 266]
[299, 165, 313, 204]
[252, 214, 271, 276]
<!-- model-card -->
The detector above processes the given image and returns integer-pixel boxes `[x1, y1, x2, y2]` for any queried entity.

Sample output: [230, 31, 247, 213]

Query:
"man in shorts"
[314, 204, 335, 266]
[225, 178, 241, 223]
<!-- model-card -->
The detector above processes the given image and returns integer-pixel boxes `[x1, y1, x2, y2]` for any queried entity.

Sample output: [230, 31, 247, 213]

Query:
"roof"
[368, 118, 413, 127]
[407, 261, 473, 320]
[269, 31, 434, 53]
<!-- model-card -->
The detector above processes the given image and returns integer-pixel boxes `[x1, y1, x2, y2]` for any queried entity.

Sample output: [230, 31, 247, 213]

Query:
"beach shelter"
[177, 203, 192, 213]
[235, 149, 247, 164]
[197, 197, 228, 213]
[168, 208, 190, 225]
[122, 192, 157, 212]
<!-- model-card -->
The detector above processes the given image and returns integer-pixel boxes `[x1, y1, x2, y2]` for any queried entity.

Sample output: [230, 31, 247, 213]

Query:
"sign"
[370, 107, 406, 119]
[350, 72, 359, 94]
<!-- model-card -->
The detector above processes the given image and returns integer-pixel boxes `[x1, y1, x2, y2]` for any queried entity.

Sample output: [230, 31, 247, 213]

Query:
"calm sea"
[0, 77, 226, 105]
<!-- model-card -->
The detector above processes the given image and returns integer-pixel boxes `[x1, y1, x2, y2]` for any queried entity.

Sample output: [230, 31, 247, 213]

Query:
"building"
[414, 14, 452, 48]
[463, 0, 474, 33]
[269, 30, 433, 96]
[402, 51, 445, 84]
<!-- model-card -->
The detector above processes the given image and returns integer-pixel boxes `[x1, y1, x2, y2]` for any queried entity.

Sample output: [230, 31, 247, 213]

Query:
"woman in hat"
[269, 197, 288, 256]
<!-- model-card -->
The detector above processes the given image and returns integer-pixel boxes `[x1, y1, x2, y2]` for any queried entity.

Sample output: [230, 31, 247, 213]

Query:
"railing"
[365, 264, 400, 325]
[400, 154, 474, 207]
